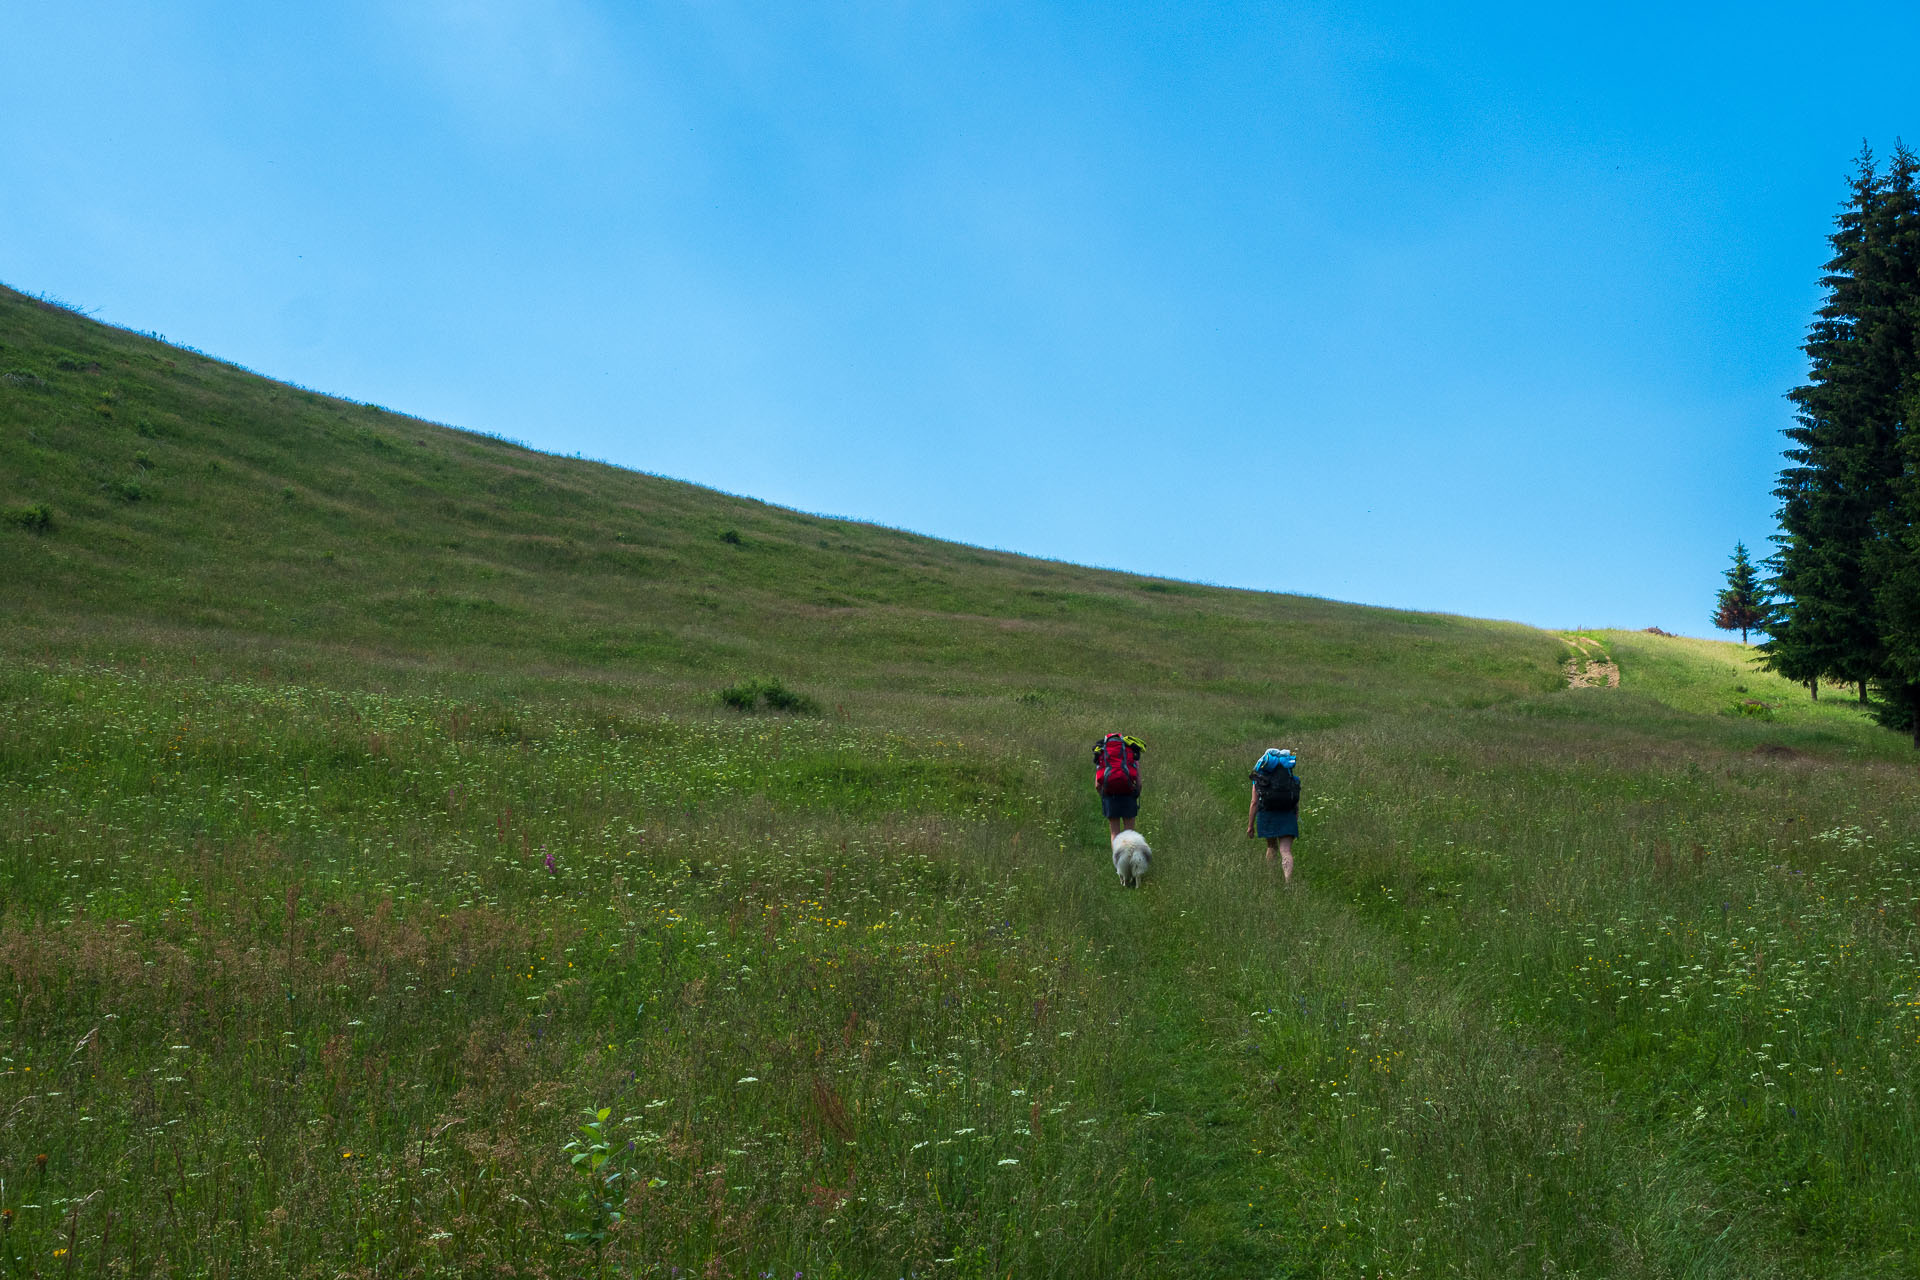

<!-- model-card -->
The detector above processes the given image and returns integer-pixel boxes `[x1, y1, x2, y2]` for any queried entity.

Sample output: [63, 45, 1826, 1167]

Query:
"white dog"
[1111, 829, 1152, 889]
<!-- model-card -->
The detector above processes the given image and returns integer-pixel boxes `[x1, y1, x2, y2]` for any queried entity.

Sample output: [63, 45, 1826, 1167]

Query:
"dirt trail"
[1562, 635, 1619, 688]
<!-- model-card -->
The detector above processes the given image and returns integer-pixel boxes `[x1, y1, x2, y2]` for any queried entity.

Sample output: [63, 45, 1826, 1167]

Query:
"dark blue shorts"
[1101, 792, 1140, 819]
[1255, 809, 1299, 839]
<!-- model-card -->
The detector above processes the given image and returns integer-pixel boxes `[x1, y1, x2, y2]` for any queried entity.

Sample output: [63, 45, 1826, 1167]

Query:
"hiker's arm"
[1246, 785, 1258, 834]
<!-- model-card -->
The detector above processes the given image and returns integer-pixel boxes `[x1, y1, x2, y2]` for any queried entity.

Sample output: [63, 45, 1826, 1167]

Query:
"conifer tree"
[1768, 145, 1910, 709]
[1766, 147, 1884, 696]
[1712, 541, 1768, 644]
[1865, 143, 1920, 744]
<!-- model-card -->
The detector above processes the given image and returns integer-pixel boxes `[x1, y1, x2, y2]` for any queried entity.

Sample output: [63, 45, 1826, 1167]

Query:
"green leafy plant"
[562, 1106, 630, 1273]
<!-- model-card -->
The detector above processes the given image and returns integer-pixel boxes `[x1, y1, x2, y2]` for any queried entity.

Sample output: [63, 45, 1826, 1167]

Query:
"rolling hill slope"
[5, 283, 1919, 1279]
[1, 285, 1558, 709]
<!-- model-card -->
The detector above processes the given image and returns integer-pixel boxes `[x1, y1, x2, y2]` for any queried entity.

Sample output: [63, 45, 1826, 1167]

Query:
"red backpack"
[1093, 733, 1141, 796]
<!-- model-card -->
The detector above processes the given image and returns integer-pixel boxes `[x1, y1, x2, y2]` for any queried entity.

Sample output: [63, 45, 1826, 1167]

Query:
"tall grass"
[0, 664, 1152, 1275]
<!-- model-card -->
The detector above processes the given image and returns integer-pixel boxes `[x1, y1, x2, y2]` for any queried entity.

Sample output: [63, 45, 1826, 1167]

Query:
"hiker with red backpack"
[1247, 747, 1302, 882]
[1093, 733, 1144, 837]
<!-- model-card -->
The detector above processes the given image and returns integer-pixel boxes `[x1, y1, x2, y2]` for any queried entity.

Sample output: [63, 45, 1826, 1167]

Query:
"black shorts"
[1100, 792, 1140, 819]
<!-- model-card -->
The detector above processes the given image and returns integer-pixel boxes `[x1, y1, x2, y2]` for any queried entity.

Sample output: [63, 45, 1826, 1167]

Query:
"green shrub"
[4, 503, 53, 532]
[758, 678, 818, 713]
[719, 528, 743, 545]
[717, 677, 819, 714]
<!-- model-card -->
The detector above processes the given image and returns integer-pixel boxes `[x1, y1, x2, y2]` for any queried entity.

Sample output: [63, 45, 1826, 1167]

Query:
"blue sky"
[6, 2, 1917, 634]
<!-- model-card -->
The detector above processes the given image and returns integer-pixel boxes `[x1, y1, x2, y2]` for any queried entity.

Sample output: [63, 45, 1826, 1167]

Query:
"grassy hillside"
[0, 284, 1549, 716]
[4, 282, 1919, 1279]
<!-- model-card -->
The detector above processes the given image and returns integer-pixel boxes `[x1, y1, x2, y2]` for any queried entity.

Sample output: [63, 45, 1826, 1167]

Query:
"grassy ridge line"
[2, 281, 1558, 713]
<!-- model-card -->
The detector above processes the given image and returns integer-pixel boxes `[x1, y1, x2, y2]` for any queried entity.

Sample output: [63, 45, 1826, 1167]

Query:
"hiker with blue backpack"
[1247, 747, 1302, 881]
[1093, 733, 1144, 837]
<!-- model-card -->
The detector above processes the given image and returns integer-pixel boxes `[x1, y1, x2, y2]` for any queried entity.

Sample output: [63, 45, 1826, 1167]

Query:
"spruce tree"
[1761, 489, 1832, 698]
[1712, 541, 1768, 644]
[1866, 143, 1920, 745]
[1768, 146, 1903, 707]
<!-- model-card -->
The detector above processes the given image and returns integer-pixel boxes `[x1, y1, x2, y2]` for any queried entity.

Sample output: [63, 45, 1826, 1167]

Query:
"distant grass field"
[5, 282, 1920, 1278]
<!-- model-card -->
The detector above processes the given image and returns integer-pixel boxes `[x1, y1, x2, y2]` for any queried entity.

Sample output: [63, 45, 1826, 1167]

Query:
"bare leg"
[1108, 817, 1124, 838]
[1264, 837, 1278, 863]
[1278, 836, 1294, 883]
[1123, 816, 1137, 832]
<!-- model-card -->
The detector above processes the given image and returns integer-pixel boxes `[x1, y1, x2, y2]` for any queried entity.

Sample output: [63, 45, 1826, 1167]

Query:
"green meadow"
[4, 282, 1919, 1277]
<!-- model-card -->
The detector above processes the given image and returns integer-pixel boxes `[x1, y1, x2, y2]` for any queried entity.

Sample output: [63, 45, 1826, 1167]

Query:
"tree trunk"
[1810, 678, 1819, 701]
[1860, 681, 1869, 705]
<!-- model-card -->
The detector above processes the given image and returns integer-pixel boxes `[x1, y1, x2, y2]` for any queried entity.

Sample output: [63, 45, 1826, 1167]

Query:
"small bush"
[717, 678, 820, 715]
[106, 477, 147, 503]
[4, 504, 54, 533]
[759, 679, 818, 713]
[719, 528, 743, 546]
